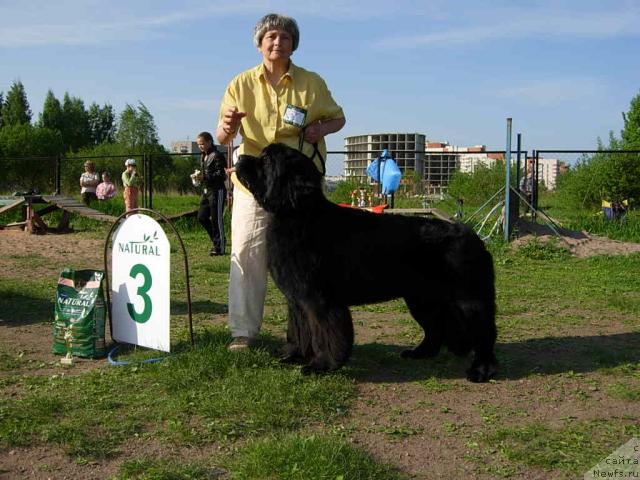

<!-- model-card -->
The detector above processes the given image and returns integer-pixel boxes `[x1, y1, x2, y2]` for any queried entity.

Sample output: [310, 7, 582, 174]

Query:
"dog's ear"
[235, 154, 267, 200]
[259, 143, 323, 213]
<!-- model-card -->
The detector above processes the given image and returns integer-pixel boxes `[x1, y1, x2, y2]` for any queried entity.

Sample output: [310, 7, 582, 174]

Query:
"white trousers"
[228, 188, 270, 338]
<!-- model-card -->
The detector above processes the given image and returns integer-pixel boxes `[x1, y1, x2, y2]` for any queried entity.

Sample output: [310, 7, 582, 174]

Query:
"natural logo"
[117, 230, 161, 256]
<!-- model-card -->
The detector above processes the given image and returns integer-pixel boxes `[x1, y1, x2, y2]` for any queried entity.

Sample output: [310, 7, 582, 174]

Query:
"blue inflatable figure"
[366, 149, 401, 194]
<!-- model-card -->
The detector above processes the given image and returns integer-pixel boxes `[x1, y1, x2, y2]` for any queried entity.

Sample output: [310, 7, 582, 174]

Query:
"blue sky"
[1, 0, 639, 164]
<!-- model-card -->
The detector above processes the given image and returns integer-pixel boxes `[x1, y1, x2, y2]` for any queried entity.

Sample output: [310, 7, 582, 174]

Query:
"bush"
[447, 163, 514, 205]
[556, 150, 640, 210]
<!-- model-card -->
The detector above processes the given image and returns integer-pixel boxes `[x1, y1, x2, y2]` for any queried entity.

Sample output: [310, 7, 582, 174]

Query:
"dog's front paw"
[280, 343, 304, 364]
[400, 345, 440, 359]
[301, 365, 323, 376]
[466, 361, 498, 383]
[300, 353, 340, 375]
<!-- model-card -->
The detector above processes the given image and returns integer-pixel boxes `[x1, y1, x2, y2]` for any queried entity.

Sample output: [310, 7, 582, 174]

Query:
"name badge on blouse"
[283, 104, 307, 128]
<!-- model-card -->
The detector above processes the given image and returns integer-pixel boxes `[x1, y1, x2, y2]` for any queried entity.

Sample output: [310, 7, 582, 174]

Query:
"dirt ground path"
[1, 228, 640, 479]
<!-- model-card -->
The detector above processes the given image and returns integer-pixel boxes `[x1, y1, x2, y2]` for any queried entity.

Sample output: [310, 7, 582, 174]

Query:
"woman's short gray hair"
[253, 13, 299, 51]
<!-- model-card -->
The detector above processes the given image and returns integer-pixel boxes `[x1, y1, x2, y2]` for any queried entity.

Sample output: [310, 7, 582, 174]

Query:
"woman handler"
[216, 13, 345, 350]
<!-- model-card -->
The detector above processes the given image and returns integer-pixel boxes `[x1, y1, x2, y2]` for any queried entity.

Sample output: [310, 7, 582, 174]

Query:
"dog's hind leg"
[457, 300, 498, 383]
[302, 303, 354, 374]
[281, 300, 313, 364]
[400, 296, 446, 359]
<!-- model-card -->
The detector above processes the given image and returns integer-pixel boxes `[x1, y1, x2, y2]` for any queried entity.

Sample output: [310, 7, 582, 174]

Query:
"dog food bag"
[52, 268, 106, 358]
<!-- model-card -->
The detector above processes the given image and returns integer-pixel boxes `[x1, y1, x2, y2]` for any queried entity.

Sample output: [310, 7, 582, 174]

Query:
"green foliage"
[162, 153, 201, 194]
[39, 90, 64, 133]
[326, 177, 370, 204]
[62, 142, 180, 195]
[116, 102, 159, 151]
[555, 152, 608, 209]
[556, 149, 640, 208]
[0, 124, 63, 191]
[556, 91, 640, 208]
[0, 91, 4, 129]
[563, 212, 640, 243]
[2, 80, 32, 126]
[621, 90, 640, 149]
[62, 93, 91, 153]
[447, 162, 512, 205]
[87, 102, 116, 145]
[514, 237, 570, 261]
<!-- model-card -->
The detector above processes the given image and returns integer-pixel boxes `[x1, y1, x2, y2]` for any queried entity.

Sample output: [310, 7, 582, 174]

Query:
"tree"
[556, 129, 640, 208]
[0, 91, 4, 129]
[0, 124, 63, 192]
[2, 80, 32, 126]
[39, 90, 64, 132]
[88, 102, 115, 144]
[115, 102, 159, 152]
[61, 93, 91, 152]
[621, 90, 640, 150]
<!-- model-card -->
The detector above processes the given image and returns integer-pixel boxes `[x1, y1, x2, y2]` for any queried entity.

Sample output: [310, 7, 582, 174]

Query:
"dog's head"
[235, 143, 324, 214]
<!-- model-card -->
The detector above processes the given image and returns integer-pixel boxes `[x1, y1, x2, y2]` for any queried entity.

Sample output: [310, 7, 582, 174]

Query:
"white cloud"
[0, 0, 268, 47]
[0, 0, 451, 48]
[373, 4, 640, 49]
[497, 78, 604, 105]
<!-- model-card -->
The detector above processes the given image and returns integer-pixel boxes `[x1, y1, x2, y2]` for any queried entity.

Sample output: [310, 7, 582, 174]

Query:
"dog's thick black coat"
[236, 143, 498, 382]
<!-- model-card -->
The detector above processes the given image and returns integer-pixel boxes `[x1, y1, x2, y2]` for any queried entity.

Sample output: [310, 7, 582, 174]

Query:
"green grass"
[113, 457, 224, 480]
[538, 191, 640, 243]
[484, 418, 640, 474]
[2, 196, 640, 477]
[223, 433, 405, 480]
[0, 329, 354, 459]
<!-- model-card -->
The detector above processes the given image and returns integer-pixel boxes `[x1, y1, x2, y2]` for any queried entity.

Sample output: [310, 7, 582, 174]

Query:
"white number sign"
[111, 214, 171, 351]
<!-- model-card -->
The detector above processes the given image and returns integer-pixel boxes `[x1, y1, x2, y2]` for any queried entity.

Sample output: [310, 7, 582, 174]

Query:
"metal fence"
[326, 148, 529, 196]
[2, 147, 638, 212]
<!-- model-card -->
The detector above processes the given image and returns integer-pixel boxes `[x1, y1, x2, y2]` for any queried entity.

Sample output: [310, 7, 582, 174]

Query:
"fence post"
[55, 154, 62, 195]
[515, 133, 522, 216]
[142, 153, 147, 209]
[532, 150, 539, 222]
[503, 118, 513, 242]
[148, 153, 153, 210]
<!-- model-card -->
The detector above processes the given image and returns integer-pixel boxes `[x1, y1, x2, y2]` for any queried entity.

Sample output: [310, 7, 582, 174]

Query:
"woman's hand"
[217, 107, 247, 145]
[303, 117, 345, 144]
[222, 107, 247, 135]
[303, 120, 324, 144]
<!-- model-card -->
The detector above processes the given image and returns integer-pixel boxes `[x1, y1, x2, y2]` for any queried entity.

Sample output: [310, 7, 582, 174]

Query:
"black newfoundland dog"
[236, 143, 497, 382]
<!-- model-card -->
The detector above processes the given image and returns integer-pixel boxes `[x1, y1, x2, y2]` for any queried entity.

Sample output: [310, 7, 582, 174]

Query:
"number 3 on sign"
[127, 263, 153, 323]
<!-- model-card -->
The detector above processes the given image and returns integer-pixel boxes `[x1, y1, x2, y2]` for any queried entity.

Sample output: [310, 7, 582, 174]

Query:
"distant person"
[79, 161, 100, 205]
[96, 172, 116, 200]
[122, 158, 142, 213]
[194, 131, 227, 256]
[519, 159, 535, 213]
[216, 13, 345, 351]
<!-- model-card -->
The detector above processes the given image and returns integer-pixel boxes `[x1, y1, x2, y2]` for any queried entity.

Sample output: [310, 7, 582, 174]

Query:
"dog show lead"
[216, 13, 346, 351]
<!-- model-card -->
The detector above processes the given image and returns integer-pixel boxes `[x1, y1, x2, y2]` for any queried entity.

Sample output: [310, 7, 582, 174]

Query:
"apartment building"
[344, 133, 426, 183]
[532, 157, 564, 191]
[344, 133, 566, 194]
[170, 140, 199, 154]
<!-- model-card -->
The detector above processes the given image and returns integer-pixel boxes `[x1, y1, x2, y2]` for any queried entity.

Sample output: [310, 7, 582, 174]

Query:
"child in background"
[79, 161, 100, 205]
[122, 158, 142, 212]
[96, 172, 116, 200]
